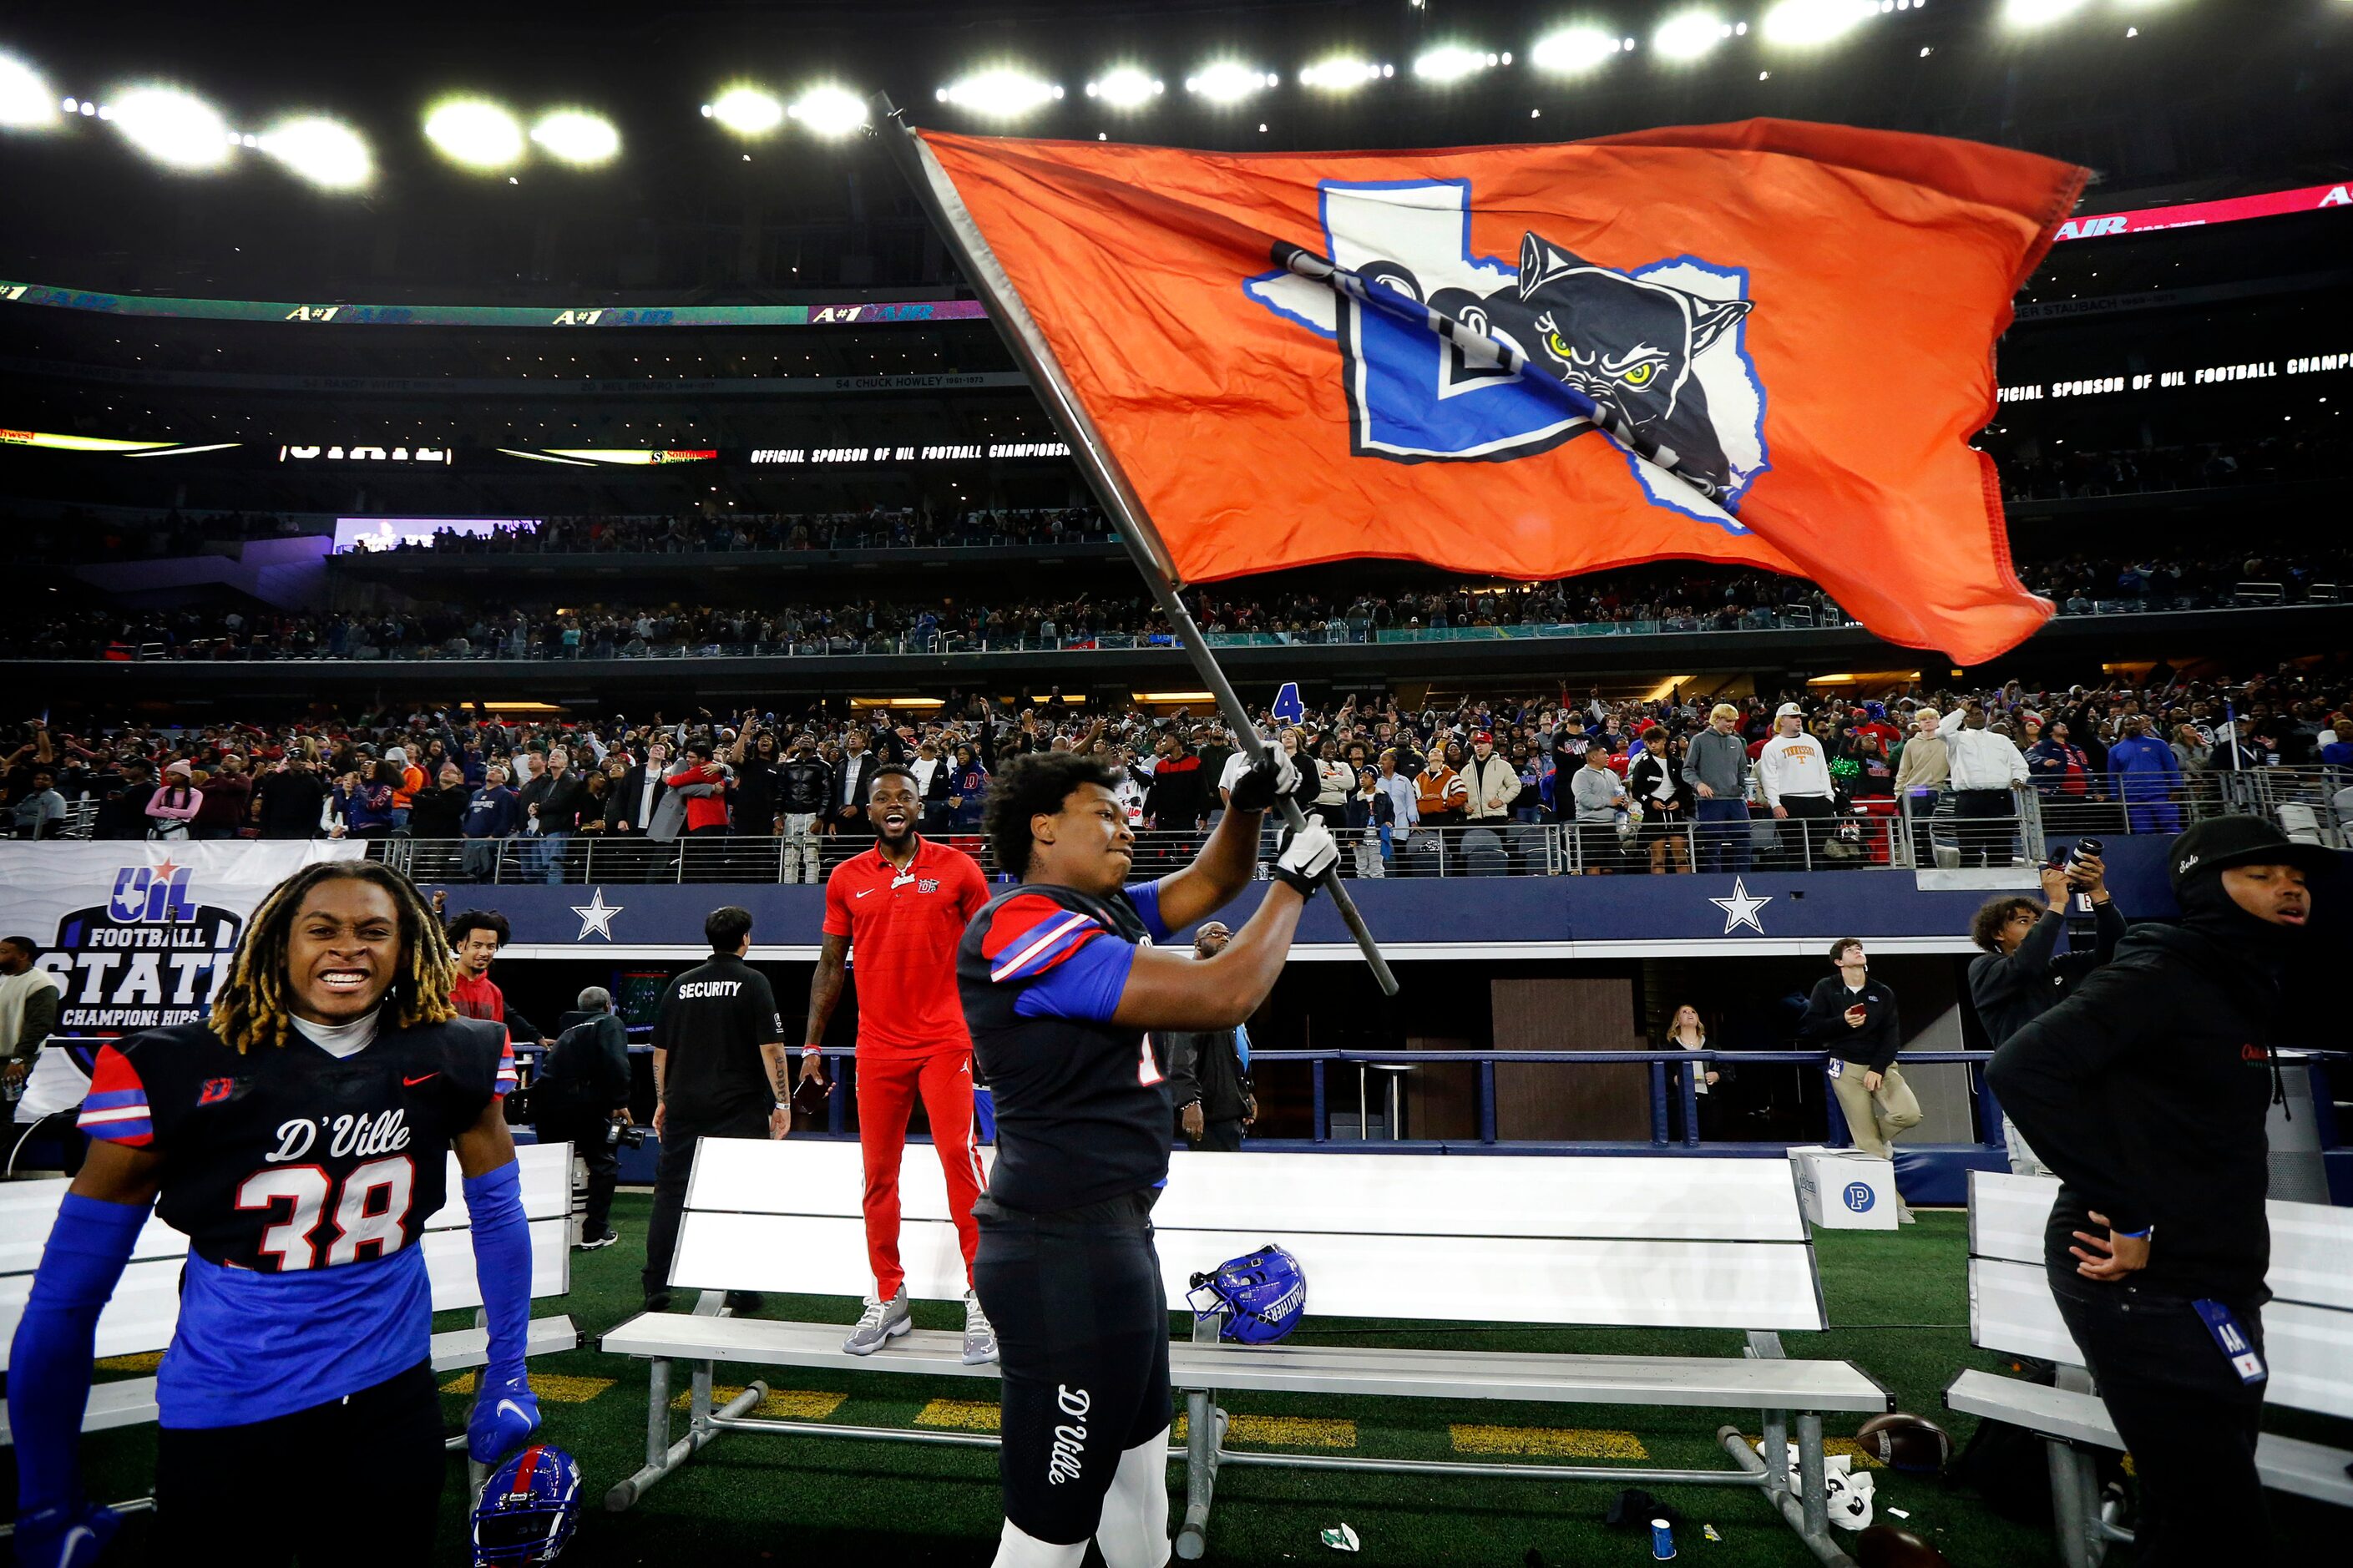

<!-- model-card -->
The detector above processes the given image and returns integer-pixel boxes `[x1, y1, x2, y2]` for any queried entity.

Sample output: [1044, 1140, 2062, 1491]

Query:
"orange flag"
[913, 119, 2085, 666]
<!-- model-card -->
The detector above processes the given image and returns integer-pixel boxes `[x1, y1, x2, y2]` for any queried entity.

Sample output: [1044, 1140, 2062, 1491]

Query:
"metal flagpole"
[870, 99, 1397, 996]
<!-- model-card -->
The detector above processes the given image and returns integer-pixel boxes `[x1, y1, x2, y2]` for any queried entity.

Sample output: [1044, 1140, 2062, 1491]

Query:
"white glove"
[1267, 747, 1300, 802]
[1269, 822, 1338, 895]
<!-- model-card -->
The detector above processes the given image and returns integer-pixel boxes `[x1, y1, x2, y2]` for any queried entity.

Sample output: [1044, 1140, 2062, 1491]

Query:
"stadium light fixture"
[531, 109, 620, 167]
[109, 87, 232, 170]
[0, 54, 59, 127]
[1185, 61, 1278, 104]
[1413, 45, 1505, 83]
[706, 85, 784, 136]
[2001, 0, 2092, 25]
[1653, 9, 1731, 62]
[788, 85, 868, 139]
[1085, 68, 1164, 109]
[425, 99, 524, 170]
[937, 68, 1063, 119]
[1297, 56, 1391, 91]
[1530, 26, 1626, 76]
[259, 116, 372, 190]
[1761, 0, 1875, 48]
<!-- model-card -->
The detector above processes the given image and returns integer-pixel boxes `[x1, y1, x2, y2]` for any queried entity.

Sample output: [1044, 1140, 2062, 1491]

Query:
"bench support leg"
[1796, 1413, 1829, 1542]
[2045, 1439, 2109, 1568]
[1759, 1410, 1788, 1502]
[1718, 1424, 1858, 1568]
[605, 1358, 771, 1511]
[1174, 1389, 1226, 1562]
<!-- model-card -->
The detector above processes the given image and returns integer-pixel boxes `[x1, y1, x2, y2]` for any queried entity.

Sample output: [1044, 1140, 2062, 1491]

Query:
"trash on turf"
[1702, 1524, 1722, 1542]
[1320, 1523, 1360, 1552]
[1887, 1507, 1910, 1520]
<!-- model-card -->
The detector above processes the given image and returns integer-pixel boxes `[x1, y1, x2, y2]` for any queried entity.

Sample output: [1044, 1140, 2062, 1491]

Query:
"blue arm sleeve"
[1013, 934, 1138, 1024]
[7, 1194, 147, 1518]
[1123, 878, 1176, 943]
[462, 1160, 538, 1462]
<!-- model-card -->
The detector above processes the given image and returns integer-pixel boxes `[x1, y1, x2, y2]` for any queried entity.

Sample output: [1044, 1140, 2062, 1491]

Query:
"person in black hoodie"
[534, 986, 635, 1250]
[1796, 938, 1920, 1220]
[1988, 816, 2330, 1565]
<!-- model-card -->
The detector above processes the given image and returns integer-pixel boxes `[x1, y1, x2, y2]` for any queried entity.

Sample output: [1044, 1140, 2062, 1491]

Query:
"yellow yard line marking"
[95, 1353, 164, 1373]
[916, 1399, 1001, 1431]
[670, 1385, 847, 1419]
[441, 1372, 615, 1404]
[1174, 1414, 1358, 1449]
[1450, 1424, 1650, 1459]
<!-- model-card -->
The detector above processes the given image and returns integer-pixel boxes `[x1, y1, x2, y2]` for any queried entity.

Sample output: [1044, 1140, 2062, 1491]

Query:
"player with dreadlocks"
[6, 858, 538, 1568]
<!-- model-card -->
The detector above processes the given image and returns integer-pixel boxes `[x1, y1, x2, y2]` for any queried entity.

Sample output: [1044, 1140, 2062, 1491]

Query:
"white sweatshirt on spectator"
[1755, 734, 1834, 807]
[1938, 709, 2033, 792]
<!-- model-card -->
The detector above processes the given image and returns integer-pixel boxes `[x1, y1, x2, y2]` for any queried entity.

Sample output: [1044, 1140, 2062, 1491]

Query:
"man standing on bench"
[5, 860, 537, 1567]
[959, 748, 1335, 1568]
[800, 763, 994, 1362]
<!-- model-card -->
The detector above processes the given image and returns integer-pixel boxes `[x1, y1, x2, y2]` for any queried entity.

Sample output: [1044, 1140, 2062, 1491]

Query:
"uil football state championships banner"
[0, 842, 364, 1034]
[914, 118, 2087, 665]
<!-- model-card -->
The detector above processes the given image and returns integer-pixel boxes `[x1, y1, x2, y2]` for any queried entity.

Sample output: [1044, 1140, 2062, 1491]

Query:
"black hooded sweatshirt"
[1987, 878, 2295, 1300]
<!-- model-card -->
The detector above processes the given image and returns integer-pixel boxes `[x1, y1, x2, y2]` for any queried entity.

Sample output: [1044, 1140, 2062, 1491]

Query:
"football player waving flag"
[7, 861, 535, 1566]
[957, 748, 1334, 1568]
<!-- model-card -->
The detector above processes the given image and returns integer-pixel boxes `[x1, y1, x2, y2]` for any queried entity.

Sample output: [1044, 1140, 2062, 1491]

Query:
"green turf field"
[51, 1194, 2351, 1565]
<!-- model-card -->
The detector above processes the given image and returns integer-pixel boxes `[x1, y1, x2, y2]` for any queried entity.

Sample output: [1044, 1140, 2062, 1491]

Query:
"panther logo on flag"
[1246, 180, 1769, 525]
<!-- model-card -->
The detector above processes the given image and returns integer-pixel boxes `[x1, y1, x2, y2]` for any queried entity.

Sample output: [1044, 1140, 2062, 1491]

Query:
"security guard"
[641, 905, 791, 1312]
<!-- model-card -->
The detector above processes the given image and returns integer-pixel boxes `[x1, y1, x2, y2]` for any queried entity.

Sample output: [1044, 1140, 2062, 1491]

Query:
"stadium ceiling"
[0, 1, 2346, 297]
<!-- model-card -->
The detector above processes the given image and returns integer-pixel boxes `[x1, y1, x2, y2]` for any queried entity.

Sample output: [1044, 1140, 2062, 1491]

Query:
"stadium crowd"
[8, 549, 2345, 665]
[6, 665, 2347, 877]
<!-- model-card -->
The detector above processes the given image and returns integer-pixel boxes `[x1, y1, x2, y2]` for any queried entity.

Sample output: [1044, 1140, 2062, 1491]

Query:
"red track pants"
[856, 1049, 984, 1299]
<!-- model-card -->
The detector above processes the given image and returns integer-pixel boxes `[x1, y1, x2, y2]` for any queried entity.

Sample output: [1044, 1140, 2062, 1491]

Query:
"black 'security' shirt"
[652, 953, 785, 1124]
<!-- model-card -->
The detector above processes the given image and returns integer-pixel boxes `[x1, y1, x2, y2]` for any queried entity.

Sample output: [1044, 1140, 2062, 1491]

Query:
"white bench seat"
[604, 1141, 1878, 1562]
[1948, 1171, 2353, 1567]
[604, 1312, 1890, 1414]
[1946, 1368, 2353, 1510]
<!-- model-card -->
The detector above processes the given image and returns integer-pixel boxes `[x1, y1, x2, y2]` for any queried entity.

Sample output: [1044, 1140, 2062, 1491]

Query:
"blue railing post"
[1648, 1061, 1669, 1148]
[1682, 1059, 1703, 1148]
[1823, 1066, 1852, 1147]
[1478, 1060, 1497, 1146]
[1971, 1063, 2005, 1151]
[1311, 1060, 1327, 1144]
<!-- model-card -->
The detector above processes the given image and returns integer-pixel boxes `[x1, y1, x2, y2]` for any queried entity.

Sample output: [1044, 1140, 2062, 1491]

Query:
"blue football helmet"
[472, 1444, 582, 1565]
[1187, 1243, 1307, 1345]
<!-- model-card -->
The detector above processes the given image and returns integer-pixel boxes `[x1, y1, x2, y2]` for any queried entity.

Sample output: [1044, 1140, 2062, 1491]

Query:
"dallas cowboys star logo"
[1708, 877, 1772, 935]
[570, 887, 624, 940]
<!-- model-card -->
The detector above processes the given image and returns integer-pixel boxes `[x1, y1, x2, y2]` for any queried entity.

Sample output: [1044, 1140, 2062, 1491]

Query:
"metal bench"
[0, 1141, 581, 1518]
[1943, 1171, 2353, 1566]
[600, 1141, 1890, 1566]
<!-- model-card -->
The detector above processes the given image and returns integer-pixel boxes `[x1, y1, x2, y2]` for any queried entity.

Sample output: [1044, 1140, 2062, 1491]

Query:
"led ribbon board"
[0, 281, 989, 327]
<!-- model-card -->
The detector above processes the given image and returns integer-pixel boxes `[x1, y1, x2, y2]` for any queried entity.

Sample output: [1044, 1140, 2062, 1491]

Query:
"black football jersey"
[957, 879, 1174, 1213]
[80, 1017, 514, 1272]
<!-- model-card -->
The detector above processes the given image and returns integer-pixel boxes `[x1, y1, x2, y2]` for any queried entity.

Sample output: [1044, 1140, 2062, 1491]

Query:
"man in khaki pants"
[1799, 938, 1922, 1222]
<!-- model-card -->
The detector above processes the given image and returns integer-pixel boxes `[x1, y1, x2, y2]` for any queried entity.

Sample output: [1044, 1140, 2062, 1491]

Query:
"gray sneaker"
[843, 1289, 912, 1356]
[962, 1290, 998, 1366]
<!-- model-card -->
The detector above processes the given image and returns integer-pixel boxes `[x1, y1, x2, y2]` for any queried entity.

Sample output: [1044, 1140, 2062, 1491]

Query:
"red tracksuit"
[822, 837, 994, 1297]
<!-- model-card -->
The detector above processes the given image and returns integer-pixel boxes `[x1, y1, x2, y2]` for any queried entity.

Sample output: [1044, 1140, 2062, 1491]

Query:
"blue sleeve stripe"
[80, 1089, 149, 1111]
[1011, 933, 1136, 1024]
[989, 911, 1101, 983]
[1124, 878, 1175, 943]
